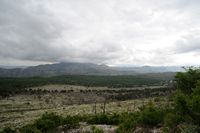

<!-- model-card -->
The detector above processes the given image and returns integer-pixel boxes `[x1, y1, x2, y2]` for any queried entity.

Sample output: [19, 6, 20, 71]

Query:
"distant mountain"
[0, 62, 184, 77]
[0, 62, 118, 77]
[0, 65, 28, 69]
[114, 66, 184, 73]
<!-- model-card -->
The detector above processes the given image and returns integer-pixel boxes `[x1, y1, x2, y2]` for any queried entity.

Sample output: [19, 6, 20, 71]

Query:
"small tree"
[175, 67, 200, 94]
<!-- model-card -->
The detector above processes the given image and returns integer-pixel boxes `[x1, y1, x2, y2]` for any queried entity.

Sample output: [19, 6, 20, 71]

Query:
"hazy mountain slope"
[0, 62, 183, 77]
[114, 66, 184, 73]
[0, 62, 119, 77]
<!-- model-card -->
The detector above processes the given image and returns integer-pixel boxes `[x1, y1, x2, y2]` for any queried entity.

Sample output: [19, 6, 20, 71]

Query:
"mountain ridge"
[0, 62, 184, 77]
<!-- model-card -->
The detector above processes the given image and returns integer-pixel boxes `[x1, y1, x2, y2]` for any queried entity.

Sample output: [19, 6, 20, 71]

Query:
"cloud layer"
[0, 0, 200, 66]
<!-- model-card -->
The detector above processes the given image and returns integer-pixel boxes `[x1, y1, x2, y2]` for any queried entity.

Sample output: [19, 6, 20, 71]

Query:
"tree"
[174, 67, 200, 124]
[175, 67, 200, 94]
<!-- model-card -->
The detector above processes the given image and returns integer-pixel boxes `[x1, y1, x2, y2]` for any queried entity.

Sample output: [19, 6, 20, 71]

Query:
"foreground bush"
[138, 102, 164, 127]
[116, 113, 138, 133]
[87, 113, 120, 125]
[20, 125, 41, 133]
[0, 112, 81, 133]
[163, 113, 183, 132]
[0, 127, 15, 133]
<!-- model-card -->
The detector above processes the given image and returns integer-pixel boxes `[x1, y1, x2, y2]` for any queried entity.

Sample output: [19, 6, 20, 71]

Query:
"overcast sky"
[0, 0, 200, 66]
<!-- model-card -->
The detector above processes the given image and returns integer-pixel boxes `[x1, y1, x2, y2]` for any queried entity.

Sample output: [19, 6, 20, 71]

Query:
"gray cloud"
[0, 0, 200, 66]
[0, 0, 65, 62]
[175, 33, 200, 54]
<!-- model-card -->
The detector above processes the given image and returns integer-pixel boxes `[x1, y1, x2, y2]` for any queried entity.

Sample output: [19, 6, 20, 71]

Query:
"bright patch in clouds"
[0, 0, 200, 66]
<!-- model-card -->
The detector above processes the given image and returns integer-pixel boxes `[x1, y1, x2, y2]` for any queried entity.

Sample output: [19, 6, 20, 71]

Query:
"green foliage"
[91, 126, 104, 133]
[20, 124, 41, 133]
[116, 117, 137, 133]
[87, 114, 109, 125]
[116, 113, 139, 133]
[0, 75, 165, 97]
[165, 67, 200, 131]
[2, 67, 200, 132]
[0, 127, 15, 133]
[181, 124, 200, 133]
[1, 112, 81, 133]
[164, 113, 183, 128]
[138, 102, 164, 126]
[191, 82, 200, 114]
[107, 113, 120, 125]
[175, 67, 200, 94]
[34, 112, 64, 132]
[174, 92, 189, 115]
[62, 115, 80, 129]
[116, 120, 137, 133]
[190, 95, 200, 114]
[87, 113, 120, 125]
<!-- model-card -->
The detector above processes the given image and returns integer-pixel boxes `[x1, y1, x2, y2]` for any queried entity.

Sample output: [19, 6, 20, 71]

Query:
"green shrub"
[91, 126, 104, 133]
[107, 113, 120, 125]
[62, 115, 80, 129]
[116, 119, 137, 133]
[164, 113, 183, 128]
[116, 112, 139, 133]
[20, 125, 41, 133]
[35, 118, 56, 132]
[34, 112, 63, 132]
[175, 67, 200, 94]
[87, 114, 109, 125]
[182, 124, 200, 133]
[191, 85, 200, 114]
[174, 92, 189, 115]
[34, 112, 81, 132]
[138, 102, 164, 126]
[0, 127, 15, 133]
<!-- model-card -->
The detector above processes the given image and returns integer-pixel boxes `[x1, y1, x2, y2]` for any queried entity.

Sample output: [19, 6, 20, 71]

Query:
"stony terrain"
[0, 85, 173, 129]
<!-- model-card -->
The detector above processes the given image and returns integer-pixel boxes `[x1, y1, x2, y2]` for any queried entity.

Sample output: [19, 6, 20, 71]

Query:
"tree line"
[0, 75, 166, 98]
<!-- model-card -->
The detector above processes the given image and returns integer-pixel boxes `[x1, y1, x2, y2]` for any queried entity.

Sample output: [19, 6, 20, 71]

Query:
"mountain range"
[0, 62, 184, 77]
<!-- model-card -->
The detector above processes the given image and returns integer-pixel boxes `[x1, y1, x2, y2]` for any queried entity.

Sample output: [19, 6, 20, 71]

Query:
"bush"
[0, 127, 15, 133]
[91, 126, 104, 133]
[175, 67, 200, 94]
[164, 113, 183, 128]
[191, 85, 200, 114]
[138, 102, 164, 127]
[116, 112, 139, 133]
[62, 115, 80, 129]
[174, 92, 189, 115]
[20, 125, 41, 133]
[34, 112, 63, 132]
[107, 113, 120, 125]
[116, 118, 137, 133]
[87, 114, 109, 125]
[181, 124, 200, 133]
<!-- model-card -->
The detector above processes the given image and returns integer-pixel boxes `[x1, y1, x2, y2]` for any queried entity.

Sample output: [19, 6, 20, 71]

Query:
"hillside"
[0, 62, 182, 77]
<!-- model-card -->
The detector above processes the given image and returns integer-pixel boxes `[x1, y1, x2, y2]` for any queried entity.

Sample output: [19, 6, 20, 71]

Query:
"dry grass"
[0, 85, 171, 129]
[30, 84, 166, 91]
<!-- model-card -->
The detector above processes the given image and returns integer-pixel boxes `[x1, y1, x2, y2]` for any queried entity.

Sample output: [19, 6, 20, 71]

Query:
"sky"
[0, 0, 200, 66]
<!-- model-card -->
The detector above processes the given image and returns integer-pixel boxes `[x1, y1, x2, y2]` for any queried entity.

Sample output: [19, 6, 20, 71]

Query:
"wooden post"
[94, 101, 97, 114]
[103, 100, 106, 114]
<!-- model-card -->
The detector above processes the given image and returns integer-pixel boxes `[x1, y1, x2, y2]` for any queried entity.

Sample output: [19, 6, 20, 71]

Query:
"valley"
[0, 84, 173, 129]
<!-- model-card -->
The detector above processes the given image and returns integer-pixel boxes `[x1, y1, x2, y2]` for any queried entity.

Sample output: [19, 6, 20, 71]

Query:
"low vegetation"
[0, 74, 170, 98]
[0, 67, 199, 132]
